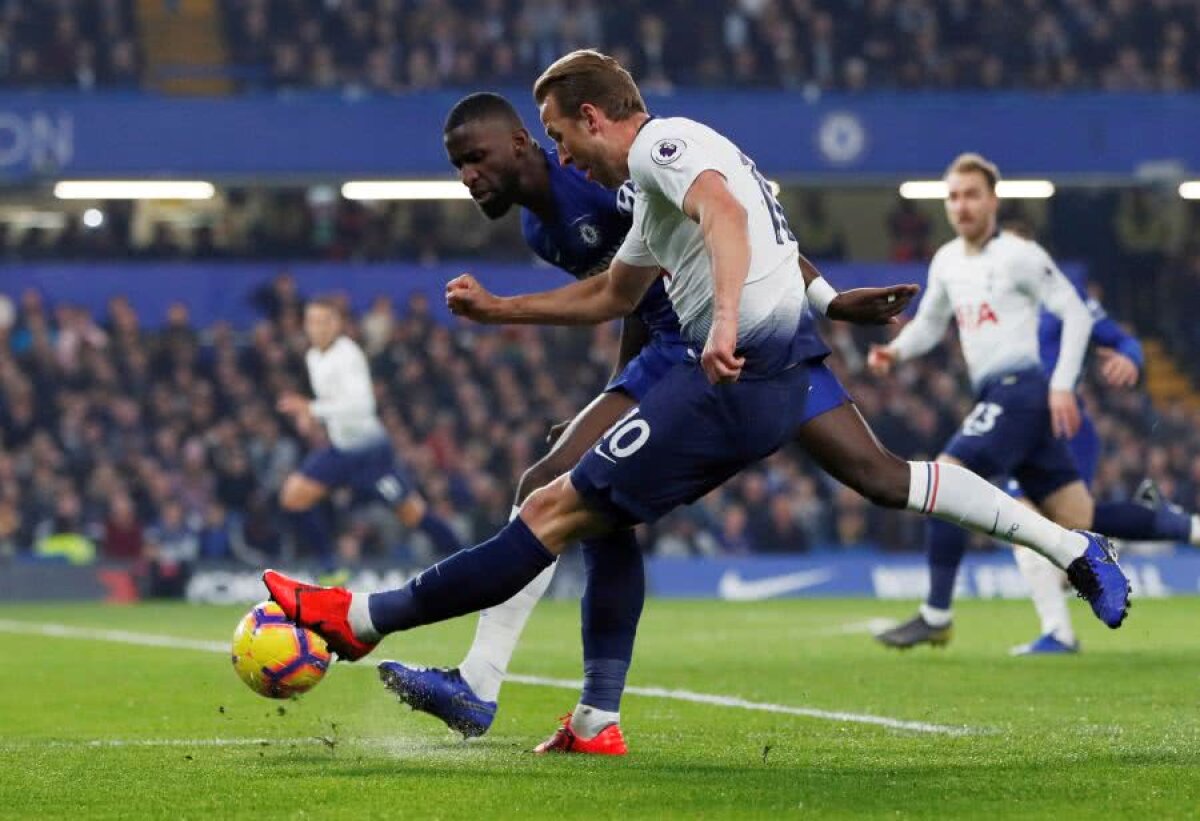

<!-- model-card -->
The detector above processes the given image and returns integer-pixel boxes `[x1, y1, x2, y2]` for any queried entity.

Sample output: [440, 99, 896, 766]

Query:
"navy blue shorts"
[944, 368, 1081, 504]
[573, 358, 848, 525]
[605, 339, 691, 402]
[1007, 407, 1099, 498]
[298, 440, 413, 505]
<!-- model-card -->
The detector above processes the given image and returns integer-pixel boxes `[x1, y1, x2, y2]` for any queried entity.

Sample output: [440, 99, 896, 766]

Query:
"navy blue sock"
[1093, 501, 1192, 542]
[579, 530, 644, 713]
[368, 518, 554, 635]
[292, 506, 335, 570]
[417, 509, 463, 556]
[926, 519, 967, 611]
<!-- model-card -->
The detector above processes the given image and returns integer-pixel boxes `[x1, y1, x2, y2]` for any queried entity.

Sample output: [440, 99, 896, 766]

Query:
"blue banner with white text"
[2, 91, 1199, 181]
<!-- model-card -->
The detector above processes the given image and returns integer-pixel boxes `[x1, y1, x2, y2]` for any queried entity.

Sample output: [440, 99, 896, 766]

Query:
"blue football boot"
[377, 661, 497, 738]
[1065, 531, 1131, 629]
[1010, 633, 1080, 656]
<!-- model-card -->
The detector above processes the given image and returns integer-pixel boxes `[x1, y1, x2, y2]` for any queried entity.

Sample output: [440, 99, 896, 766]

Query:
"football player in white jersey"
[869, 154, 1197, 650]
[262, 53, 1130, 752]
[276, 298, 461, 571]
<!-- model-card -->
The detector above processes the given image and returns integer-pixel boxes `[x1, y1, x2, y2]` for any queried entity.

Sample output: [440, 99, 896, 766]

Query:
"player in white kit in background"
[276, 298, 461, 572]
[870, 154, 1198, 650]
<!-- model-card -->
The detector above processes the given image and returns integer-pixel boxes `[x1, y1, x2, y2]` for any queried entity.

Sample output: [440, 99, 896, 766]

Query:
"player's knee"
[279, 479, 311, 512]
[520, 478, 569, 526]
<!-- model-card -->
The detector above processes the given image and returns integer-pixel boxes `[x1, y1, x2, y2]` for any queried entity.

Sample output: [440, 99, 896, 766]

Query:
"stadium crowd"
[0, 0, 140, 90]
[11, 0, 1200, 93]
[2, 274, 1196, 577]
[221, 0, 1200, 95]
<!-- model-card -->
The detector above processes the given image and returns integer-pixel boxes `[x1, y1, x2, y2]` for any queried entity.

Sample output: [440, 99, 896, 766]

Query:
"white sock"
[907, 462, 1088, 569]
[1191, 515, 1200, 547]
[570, 704, 619, 739]
[458, 560, 557, 703]
[918, 603, 952, 627]
[1014, 546, 1075, 644]
[347, 593, 382, 643]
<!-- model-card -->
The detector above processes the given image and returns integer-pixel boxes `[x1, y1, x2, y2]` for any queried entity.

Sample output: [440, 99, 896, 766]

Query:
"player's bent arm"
[1039, 271, 1095, 391]
[1091, 316, 1144, 372]
[683, 170, 750, 323]
[886, 267, 952, 362]
[495, 261, 660, 326]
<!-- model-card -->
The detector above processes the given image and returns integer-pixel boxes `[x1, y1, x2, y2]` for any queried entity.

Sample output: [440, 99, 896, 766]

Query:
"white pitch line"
[0, 619, 975, 737]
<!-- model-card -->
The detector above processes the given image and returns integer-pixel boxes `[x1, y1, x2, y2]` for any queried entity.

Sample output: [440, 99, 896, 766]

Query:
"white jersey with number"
[306, 335, 387, 450]
[614, 116, 806, 348]
[889, 232, 1093, 391]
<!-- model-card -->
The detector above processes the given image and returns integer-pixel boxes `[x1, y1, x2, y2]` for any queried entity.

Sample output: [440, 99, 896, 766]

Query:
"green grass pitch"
[1, 597, 1198, 819]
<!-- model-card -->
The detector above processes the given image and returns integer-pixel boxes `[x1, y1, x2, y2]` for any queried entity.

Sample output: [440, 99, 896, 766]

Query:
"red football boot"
[262, 569, 378, 662]
[532, 713, 628, 755]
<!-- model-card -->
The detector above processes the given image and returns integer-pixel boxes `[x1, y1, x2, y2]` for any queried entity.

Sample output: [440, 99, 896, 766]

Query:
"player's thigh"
[793, 402, 910, 508]
[279, 473, 329, 511]
[1035, 480, 1094, 531]
[572, 363, 803, 526]
[526, 391, 638, 487]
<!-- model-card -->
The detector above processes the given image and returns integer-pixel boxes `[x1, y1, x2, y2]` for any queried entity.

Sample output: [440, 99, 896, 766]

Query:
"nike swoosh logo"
[717, 568, 835, 601]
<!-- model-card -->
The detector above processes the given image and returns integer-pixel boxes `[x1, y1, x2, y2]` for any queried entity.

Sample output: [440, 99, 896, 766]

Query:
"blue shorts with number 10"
[572, 356, 849, 525]
[943, 367, 1084, 504]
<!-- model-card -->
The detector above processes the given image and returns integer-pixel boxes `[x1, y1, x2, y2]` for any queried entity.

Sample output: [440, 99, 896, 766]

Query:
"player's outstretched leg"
[1010, 546, 1079, 655]
[796, 404, 1131, 629]
[266, 475, 602, 660]
[1091, 479, 1200, 546]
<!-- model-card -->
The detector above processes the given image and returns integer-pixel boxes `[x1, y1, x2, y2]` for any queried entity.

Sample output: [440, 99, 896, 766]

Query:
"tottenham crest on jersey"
[652, 138, 685, 166]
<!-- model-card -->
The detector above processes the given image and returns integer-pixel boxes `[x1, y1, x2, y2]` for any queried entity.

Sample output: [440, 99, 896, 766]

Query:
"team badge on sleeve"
[652, 138, 685, 166]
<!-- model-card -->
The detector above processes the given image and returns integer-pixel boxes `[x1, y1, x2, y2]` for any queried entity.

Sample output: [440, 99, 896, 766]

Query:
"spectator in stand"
[886, 197, 933, 262]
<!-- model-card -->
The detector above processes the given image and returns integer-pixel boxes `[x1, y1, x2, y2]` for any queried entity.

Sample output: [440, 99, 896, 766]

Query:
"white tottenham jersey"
[889, 232, 1094, 391]
[306, 335, 387, 450]
[614, 116, 805, 346]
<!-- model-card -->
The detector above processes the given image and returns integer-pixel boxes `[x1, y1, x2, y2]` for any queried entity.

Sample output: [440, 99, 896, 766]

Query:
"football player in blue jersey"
[376, 92, 688, 750]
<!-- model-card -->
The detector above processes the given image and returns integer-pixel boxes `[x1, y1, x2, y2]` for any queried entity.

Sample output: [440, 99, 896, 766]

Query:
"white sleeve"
[1022, 245, 1095, 390]
[614, 220, 657, 268]
[309, 343, 376, 420]
[629, 126, 724, 212]
[888, 259, 953, 362]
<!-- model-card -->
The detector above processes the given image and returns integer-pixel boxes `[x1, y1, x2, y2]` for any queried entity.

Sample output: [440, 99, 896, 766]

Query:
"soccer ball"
[231, 601, 332, 699]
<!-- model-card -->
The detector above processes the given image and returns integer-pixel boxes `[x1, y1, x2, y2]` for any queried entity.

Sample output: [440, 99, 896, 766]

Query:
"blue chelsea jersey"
[520, 147, 683, 345]
[1038, 273, 1143, 379]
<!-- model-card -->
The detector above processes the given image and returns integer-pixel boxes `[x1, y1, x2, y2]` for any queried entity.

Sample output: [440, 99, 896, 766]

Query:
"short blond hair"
[533, 49, 646, 121]
[945, 152, 1000, 192]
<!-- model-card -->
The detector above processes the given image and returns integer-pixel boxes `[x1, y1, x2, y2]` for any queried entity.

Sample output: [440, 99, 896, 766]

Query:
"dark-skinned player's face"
[445, 119, 526, 219]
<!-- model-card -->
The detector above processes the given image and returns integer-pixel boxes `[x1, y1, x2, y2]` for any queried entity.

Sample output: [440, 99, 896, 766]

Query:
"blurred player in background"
[264, 50, 1131, 753]
[869, 154, 1200, 651]
[276, 298, 461, 575]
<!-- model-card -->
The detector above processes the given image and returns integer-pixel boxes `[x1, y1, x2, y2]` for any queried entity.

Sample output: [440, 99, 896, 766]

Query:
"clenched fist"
[446, 274, 502, 323]
[866, 344, 896, 376]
